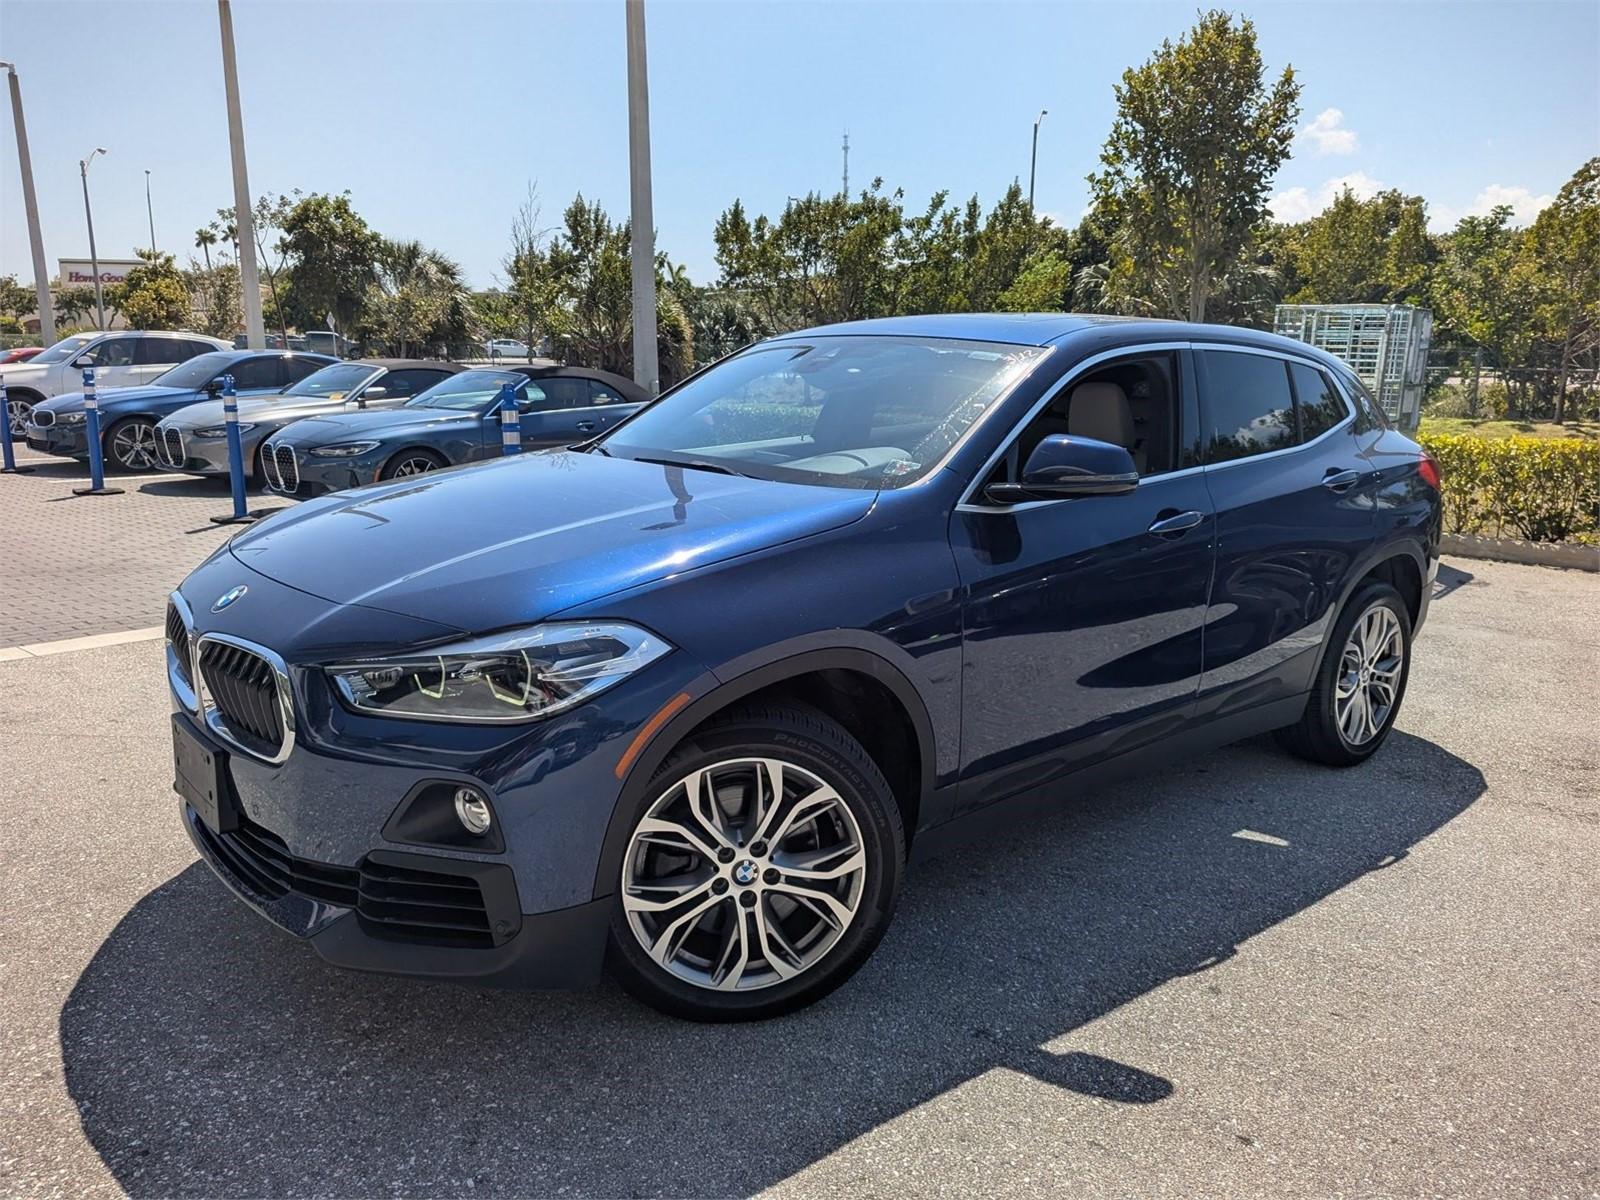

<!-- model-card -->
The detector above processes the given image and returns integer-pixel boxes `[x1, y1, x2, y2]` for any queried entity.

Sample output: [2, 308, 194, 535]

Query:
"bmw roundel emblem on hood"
[212, 585, 248, 612]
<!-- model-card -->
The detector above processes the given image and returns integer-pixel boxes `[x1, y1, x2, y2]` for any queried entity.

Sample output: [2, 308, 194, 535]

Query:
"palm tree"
[364, 239, 474, 356]
[194, 227, 218, 271]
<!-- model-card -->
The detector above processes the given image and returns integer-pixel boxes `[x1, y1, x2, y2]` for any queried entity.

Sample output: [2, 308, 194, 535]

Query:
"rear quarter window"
[1199, 350, 1297, 463]
[1288, 362, 1349, 441]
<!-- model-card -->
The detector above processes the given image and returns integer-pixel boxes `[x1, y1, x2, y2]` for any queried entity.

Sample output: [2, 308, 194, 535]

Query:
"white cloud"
[1269, 170, 1387, 223]
[1297, 108, 1359, 156]
[1429, 184, 1556, 232]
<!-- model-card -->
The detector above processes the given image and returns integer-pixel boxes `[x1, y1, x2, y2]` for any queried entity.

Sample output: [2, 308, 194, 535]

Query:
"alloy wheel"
[391, 456, 438, 477]
[621, 757, 869, 992]
[110, 421, 159, 471]
[1334, 603, 1404, 746]
[7, 398, 32, 438]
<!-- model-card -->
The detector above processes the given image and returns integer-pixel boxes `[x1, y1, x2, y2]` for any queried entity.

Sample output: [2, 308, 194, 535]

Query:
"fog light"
[453, 787, 493, 836]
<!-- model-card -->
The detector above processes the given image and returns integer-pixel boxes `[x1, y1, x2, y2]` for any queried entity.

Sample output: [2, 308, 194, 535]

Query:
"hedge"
[1417, 434, 1599, 544]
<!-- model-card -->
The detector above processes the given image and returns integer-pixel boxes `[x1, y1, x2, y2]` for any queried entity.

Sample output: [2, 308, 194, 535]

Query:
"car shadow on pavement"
[60, 730, 1484, 1198]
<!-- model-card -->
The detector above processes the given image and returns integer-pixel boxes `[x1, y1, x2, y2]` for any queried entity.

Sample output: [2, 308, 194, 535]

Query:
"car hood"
[164, 394, 354, 430]
[35, 385, 196, 416]
[273, 408, 474, 445]
[226, 449, 877, 633]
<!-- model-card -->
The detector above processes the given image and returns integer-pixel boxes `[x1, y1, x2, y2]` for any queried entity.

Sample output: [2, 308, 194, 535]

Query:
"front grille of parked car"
[165, 601, 192, 689]
[197, 639, 286, 757]
[193, 814, 499, 948]
[31, 408, 54, 427]
[261, 442, 299, 493]
[158, 426, 184, 467]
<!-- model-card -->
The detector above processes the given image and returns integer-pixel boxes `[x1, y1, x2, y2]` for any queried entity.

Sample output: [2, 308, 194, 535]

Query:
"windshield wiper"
[629, 454, 750, 478]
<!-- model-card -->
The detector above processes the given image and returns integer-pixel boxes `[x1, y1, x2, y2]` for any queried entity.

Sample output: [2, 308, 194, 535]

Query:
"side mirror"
[72, 355, 93, 369]
[984, 434, 1139, 504]
[203, 379, 224, 397]
[355, 386, 388, 408]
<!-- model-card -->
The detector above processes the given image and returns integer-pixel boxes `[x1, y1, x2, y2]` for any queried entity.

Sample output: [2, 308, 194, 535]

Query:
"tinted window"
[282, 356, 325, 385]
[1201, 351, 1296, 463]
[1289, 362, 1347, 442]
[88, 337, 140, 367]
[589, 380, 631, 405]
[535, 377, 590, 409]
[132, 337, 183, 366]
[406, 370, 524, 411]
[378, 369, 451, 398]
[229, 356, 284, 391]
[185, 340, 220, 360]
[284, 363, 379, 398]
[151, 351, 238, 389]
[1332, 365, 1389, 433]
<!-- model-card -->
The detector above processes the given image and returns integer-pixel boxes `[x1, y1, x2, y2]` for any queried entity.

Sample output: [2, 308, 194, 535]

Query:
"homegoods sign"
[58, 258, 143, 286]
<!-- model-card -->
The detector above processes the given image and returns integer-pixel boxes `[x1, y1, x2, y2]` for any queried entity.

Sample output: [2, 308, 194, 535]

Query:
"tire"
[379, 448, 446, 479]
[607, 703, 906, 1021]
[6, 390, 41, 440]
[1276, 581, 1412, 767]
[104, 417, 160, 472]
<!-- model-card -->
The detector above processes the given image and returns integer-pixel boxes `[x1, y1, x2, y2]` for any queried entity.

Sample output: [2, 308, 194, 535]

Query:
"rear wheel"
[1276, 581, 1412, 766]
[608, 704, 905, 1021]
[380, 448, 446, 479]
[104, 417, 160, 472]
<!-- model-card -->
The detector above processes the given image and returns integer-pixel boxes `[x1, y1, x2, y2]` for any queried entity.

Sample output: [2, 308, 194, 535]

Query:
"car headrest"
[1068, 381, 1135, 448]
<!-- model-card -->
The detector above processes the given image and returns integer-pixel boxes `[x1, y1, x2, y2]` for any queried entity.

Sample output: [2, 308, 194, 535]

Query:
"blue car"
[258, 365, 648, 494]
[167, 314, 1441, 1021]
[25, 350, 334, 472]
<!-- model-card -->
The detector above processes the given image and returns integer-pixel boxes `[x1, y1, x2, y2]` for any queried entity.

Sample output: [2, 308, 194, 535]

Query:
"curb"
[1442, 533, 1599, 573]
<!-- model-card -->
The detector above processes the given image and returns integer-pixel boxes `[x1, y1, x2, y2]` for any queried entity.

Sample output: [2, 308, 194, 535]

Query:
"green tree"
[1282, 188, 1435, 306]
[0, 274, 34, 320]
[360, 238, 475, 356]
[1524, 157, 1600, 421]
[278, 192, 380, 335]
[1088, 10, 1300, 321]
[1435, 207, 1539, 416]
[111, 250, 191, 330]
[54, 285, 97, 327]
[186, 261, 242, 340]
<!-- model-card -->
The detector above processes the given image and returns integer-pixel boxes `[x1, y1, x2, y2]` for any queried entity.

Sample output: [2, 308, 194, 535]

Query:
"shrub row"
[1418, 433, 1599, 544]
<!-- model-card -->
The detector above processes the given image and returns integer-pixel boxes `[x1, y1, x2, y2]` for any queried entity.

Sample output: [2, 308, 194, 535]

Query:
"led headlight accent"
[325, 622, 670, 723]
[59, 411, 87, 424]
[194, 423, 257, 437]
[310, 441, 381, 457]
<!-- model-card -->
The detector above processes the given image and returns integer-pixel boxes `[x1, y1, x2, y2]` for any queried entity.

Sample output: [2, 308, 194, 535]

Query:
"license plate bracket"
[172, 715, 238, 834]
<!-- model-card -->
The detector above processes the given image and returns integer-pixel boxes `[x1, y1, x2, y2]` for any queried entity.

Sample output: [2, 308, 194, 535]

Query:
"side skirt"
[907, 694, 1308, 867]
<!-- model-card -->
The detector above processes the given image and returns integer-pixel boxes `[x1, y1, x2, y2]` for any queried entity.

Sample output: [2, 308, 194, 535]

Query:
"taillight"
[1417, 451, 1440, 489]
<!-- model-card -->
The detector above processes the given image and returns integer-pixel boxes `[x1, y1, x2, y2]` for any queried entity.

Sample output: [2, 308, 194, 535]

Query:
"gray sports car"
[154, 358, 464, 482]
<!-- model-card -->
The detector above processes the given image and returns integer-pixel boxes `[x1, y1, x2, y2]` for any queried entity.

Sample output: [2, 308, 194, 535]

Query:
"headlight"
[310, 441, 381, 457]
[193, 423, 256, 437]
[59, 411, 87, 425]
[324, 622, 670, 723]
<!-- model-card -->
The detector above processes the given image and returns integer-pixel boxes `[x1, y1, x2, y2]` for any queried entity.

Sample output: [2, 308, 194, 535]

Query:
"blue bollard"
[498, 383, 522, 455]
[1, 377, 37, 474]
[210, 373, 264, 525]
[70, 367, 123, 496]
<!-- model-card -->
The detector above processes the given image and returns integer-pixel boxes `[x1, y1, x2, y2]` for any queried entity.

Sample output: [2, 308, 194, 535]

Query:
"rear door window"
[90, 337, 141, 367]
[1199, 350, 1297, 463]
[533, 377, 589, 410]
[589, 380, 632, 406]
[1288, 362, 1349, 442]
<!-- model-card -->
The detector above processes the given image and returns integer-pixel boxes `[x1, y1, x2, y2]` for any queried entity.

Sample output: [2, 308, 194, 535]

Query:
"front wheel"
[7, 391, 40, 439]
[380, 448, 446, 479]
[608, 704, 905, 1021]
[1276, 581, 1412, 766]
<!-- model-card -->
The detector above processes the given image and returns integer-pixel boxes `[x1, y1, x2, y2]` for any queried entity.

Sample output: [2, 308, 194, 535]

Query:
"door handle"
[1147, 509, 1204, 537]
[574, 420, 596, 432]
[1322, 468, 1362, 493]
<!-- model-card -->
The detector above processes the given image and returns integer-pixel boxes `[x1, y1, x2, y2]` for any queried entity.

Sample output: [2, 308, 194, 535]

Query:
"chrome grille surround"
[31, 408, 55, 427]
[193, 632, 295, 765]
[165, 590, 199, 713]
[259, 441, 282, 489]
[273, 444, 300, 492]
[158, 426, 185, 467]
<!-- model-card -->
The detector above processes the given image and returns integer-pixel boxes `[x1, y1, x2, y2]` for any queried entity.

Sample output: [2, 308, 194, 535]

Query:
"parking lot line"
[1, 625, 165, 661]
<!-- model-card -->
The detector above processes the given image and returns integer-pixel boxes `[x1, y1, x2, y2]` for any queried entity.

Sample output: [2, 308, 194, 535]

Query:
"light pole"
[217, 0, 264, 348]
[80, 147, 108, 331]
[1, 61, 55, 345]
[1028, 109, 1048, 213]
[144, 169, 157, 252]
[625, 0, 659, 395]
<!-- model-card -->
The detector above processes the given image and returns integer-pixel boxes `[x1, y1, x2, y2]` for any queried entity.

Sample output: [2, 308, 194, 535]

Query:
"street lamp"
[80, 146, 109, 331]
[625, 0, 659, 395]
[1028, 109, 1048, 213]
[145, 169, 157, 252]
[0, 61, 55, 345]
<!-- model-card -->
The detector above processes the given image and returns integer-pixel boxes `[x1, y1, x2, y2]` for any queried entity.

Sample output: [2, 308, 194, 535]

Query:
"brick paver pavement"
[0, 451, 302, 647]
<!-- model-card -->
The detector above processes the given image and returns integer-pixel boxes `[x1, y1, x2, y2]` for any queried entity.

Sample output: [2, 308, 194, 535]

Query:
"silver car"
[154, 359, 464, 482]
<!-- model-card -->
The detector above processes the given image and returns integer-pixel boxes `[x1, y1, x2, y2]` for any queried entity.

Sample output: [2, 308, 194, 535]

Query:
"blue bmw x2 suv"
[167, 314, 1441, 1021]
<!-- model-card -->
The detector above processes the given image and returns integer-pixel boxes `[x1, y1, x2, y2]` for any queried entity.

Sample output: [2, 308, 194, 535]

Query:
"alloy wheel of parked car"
[6, 396, 32, 439]
[383, 451, 444, 479]
[107, 419, 160, 472]
[1277, 582, 1412, 766]
[609, 705, 904, 1020]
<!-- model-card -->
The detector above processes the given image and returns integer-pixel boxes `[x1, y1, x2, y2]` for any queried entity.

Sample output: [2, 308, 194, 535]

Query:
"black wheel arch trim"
[590, 636, 938, 902]
[382, 445, 448, 474]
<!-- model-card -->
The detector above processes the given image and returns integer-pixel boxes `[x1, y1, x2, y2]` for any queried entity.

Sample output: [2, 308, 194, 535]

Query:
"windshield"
[29, 334, 97, 366]
[151, 352, 237, 389]
[407, 369, 524, 411]
[599, 335, 1047, 489]
[284, 363, 379, 399]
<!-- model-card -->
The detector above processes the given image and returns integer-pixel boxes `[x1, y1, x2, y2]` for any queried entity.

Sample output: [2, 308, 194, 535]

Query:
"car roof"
[352, 358, 467, 373]
[513, 364, 646, 392]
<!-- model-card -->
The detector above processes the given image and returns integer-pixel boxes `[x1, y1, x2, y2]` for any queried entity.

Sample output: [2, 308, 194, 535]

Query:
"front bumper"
[24, 420, 88, 457]
[157, 427, 263, 476]
[261, 439, 385, 496]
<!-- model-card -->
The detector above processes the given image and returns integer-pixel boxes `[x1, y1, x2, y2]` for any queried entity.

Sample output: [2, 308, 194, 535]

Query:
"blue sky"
[2, 0, 1597, 290]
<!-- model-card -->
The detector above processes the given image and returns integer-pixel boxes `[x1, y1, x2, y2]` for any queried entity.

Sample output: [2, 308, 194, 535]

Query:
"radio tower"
[842, 131, 849, 198]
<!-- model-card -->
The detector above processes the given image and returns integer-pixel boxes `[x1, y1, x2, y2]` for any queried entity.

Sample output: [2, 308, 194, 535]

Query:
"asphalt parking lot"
[1, 457, 1597, 1198]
